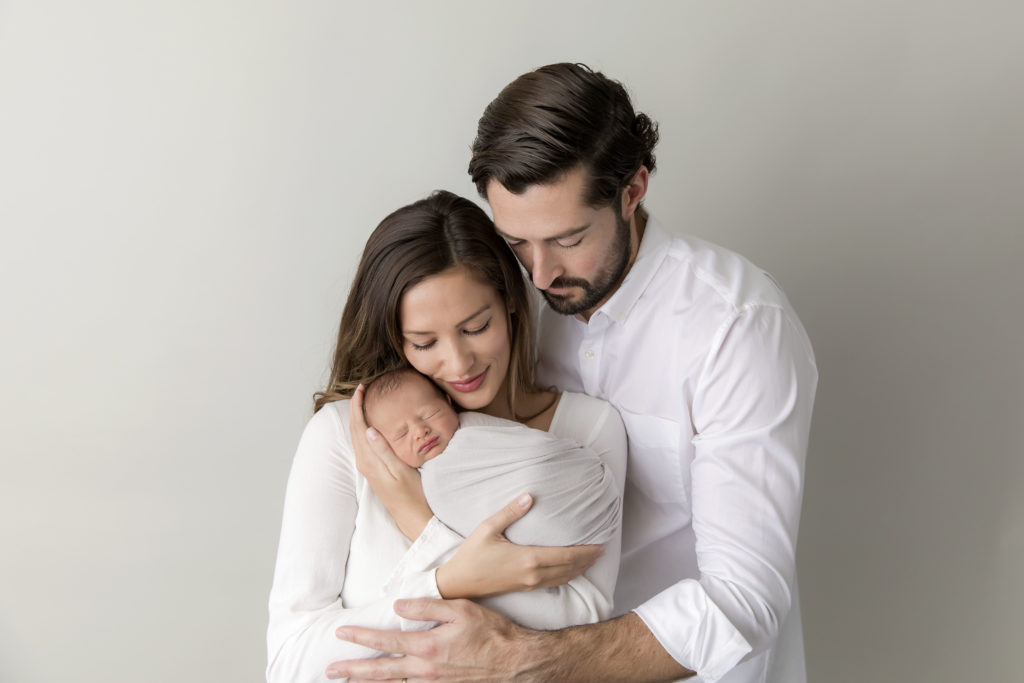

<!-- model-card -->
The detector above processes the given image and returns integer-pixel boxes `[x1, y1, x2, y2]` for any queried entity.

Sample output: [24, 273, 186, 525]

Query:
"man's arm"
[329, 598, 693, 682]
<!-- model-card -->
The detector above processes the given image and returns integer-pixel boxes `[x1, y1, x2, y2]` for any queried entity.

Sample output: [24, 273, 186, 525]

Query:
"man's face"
[487, 166, 632, 319]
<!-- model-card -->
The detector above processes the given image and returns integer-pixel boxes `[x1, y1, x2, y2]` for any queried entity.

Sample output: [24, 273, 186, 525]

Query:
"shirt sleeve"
[633, 304, 817, 682]
[265, 403, 463, 683]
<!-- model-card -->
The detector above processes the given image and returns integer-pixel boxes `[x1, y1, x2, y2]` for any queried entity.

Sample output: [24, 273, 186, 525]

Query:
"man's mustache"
[539, 276, 591, 291]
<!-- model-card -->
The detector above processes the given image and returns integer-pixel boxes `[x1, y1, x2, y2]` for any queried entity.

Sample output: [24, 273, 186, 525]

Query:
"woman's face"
[399, 266, 511, 413]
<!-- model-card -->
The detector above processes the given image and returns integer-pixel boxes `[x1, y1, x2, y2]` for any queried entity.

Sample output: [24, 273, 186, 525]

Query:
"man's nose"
[531, 246, 562, 290]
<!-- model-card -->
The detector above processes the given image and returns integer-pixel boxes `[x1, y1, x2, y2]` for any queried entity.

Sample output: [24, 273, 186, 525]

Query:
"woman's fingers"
[350, 384, 408, 480]
[526, 544, 603, 587]
[349, 384, 368, 431]
[365, 427, 412, 479]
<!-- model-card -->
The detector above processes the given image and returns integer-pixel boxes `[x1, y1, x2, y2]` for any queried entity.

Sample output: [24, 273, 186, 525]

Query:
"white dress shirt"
[534, 216, 818, 683]
[266, 392, 626, 683]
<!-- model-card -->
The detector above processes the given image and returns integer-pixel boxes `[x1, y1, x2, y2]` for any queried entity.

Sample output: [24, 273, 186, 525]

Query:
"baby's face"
[366, 378, 459, 467]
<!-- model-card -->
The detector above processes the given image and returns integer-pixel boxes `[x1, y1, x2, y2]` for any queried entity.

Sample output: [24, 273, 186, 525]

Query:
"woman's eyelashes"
[464, 319, 491, 336]
[405, 320, 491, 351]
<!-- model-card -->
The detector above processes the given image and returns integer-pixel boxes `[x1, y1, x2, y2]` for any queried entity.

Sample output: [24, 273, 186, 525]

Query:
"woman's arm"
[267, 403, 460, 682]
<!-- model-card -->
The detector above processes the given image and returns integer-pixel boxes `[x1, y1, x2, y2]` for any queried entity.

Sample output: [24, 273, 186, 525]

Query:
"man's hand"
[327, 602, 693, 682]
[327, 598, 535, 681]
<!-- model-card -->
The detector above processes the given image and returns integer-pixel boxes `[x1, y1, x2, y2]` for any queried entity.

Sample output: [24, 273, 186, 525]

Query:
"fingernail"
[366, 428, 379, 441]
[517, 493, 532, 508]
[326, 669, 341, 679]
[394, 598, 408, 611]
[336, 627, 349, 639]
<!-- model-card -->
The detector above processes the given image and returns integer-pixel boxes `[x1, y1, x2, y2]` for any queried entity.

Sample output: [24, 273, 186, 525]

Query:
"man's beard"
[540, 209, 632, 316]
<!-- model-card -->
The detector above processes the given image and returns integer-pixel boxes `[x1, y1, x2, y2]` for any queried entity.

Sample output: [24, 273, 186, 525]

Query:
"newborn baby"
[362, 367, 622, 628]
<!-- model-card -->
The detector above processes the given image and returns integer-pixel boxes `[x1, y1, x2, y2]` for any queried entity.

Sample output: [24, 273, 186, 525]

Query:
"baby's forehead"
[368, 373, 446, 413]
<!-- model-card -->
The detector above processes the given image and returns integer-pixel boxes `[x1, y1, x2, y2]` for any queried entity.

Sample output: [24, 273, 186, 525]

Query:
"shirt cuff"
[633, 580, 752, 683]
[383, 516, 462, 631]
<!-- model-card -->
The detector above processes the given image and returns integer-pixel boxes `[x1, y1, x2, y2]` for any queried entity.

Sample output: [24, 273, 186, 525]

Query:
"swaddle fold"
[420, 411, 620, 547]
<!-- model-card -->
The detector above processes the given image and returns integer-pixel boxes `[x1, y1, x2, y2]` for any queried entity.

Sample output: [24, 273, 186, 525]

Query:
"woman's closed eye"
[408, 339, 435, 351]
[464, 320, 490, 336]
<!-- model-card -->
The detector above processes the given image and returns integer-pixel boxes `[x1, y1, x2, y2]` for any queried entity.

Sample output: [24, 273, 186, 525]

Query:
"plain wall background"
[1, 2, 1021, 681]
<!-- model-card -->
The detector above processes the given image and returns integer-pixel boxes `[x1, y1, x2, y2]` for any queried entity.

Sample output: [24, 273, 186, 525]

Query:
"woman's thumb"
[484, 493, 533, 535]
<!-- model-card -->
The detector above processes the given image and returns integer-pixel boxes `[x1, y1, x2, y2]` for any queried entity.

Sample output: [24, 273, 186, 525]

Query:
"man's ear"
[621, 166, 650, 220]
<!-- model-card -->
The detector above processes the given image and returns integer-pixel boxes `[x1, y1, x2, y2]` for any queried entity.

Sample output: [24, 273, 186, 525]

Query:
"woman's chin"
[448, 388, 495, 412]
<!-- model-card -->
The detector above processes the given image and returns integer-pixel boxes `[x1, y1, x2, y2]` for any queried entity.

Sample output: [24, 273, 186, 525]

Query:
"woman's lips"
[418, 436, 440, 455]
[446, 368, 487, 393]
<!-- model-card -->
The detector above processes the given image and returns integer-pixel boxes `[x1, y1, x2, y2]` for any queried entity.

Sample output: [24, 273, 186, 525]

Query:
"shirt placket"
[578, 314, 609, 397]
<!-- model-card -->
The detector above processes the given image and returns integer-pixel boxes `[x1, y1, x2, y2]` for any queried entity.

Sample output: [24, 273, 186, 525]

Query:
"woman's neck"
[480, 389, 560, 431]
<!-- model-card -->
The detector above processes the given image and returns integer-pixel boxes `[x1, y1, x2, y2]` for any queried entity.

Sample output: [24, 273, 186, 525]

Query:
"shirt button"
[584, 349, 595, 359]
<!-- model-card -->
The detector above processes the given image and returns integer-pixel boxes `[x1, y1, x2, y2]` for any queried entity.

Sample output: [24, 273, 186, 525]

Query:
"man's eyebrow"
[403, 305, 491, 336]
[495, 224, 590, 243]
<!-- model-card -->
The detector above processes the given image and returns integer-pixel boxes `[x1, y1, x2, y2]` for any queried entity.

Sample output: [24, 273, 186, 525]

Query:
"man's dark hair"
[468, 62, 659, 208]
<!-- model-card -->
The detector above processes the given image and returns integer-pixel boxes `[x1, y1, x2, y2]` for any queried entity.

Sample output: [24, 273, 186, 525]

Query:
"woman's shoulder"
[297, 399, 353, 450]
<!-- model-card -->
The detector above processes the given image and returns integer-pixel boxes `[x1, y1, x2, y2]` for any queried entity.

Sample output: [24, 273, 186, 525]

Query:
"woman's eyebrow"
[403, 305, 491, 335]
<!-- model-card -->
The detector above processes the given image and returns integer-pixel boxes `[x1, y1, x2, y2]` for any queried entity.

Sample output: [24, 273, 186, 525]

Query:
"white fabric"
[534, 215, 818, 683]
[267, 392, 626, 683]
[421, 411, 621, 630]
[422, 411, 621, 546]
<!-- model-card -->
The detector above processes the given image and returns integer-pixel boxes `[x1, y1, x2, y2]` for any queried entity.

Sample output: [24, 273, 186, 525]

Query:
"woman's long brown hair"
[314, 191, 539, 417]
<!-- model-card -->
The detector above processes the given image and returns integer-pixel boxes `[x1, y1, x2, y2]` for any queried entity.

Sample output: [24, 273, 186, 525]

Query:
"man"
[330, 63, 817, 683]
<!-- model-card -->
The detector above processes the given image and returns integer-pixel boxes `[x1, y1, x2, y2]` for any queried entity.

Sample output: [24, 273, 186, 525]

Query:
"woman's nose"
[443, 339, 474, 376]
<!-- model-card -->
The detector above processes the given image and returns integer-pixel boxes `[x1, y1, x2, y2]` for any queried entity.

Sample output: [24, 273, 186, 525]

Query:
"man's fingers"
[480, 493, 533, 535]
[336, 625, 419, 656]
[327, 652, 428, 681]
[392, 597, 460, 623]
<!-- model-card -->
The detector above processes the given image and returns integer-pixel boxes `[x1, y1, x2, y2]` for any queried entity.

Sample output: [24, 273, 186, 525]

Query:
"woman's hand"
[435, 493, 604, 599]
[349, 384, 433, 540]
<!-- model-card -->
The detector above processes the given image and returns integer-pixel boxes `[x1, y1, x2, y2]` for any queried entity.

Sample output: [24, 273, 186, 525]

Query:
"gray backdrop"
[1, 1, 1021, 681]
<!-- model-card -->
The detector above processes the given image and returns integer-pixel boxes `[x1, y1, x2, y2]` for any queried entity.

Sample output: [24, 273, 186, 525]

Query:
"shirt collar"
[590, 213, 671, 325]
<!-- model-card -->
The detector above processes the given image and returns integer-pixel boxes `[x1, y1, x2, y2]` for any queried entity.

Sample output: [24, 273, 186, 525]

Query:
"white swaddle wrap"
[420, 411, 620, 547]
[417, 411, 621, 630]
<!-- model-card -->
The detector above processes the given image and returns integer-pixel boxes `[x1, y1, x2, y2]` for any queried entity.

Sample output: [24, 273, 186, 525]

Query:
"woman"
[266, 191, 626, 682]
